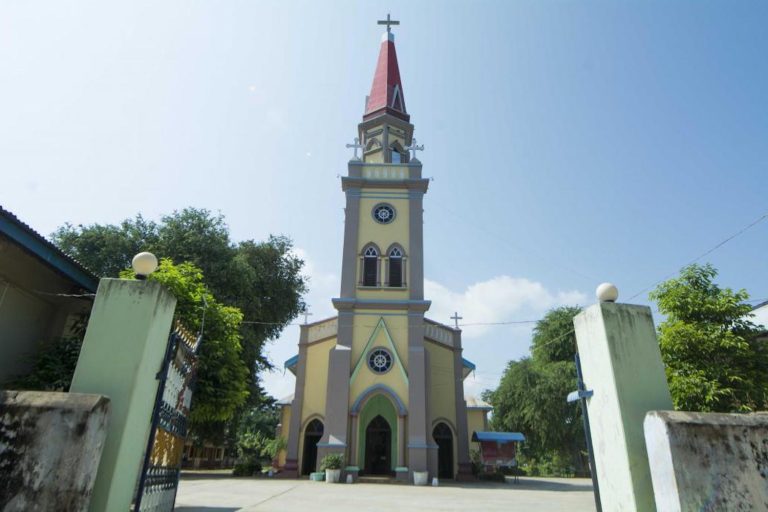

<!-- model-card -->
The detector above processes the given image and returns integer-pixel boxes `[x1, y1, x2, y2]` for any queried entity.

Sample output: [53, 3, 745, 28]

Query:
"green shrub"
[232, 459, 261, 476]
[319, 453, 344, 470]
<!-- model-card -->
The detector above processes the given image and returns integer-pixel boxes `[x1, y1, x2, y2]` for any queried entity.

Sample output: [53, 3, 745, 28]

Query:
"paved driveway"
[174, 472, 597, 512]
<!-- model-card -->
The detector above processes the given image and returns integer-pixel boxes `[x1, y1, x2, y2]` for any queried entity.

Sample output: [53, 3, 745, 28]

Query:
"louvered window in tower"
[363, 246, 378, 286]
[388, 247, 403, 287]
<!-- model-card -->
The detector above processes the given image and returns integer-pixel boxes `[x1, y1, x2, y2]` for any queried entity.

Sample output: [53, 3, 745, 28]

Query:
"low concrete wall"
[644, 410, 768, 511]
[0, 390, 110, 512]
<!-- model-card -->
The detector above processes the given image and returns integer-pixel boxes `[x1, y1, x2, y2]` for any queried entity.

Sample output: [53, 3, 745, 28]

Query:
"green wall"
[358, 394, 398, 472]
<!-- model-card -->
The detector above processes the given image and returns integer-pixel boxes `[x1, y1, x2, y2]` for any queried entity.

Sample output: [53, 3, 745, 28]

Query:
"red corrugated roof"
[364, 37, 409, 122]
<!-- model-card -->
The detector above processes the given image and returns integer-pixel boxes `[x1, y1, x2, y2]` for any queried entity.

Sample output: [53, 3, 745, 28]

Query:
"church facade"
[278, 23, 488, 482]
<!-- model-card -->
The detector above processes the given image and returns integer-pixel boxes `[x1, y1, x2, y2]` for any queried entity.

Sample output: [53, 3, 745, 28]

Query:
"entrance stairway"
[357, 475, 396, 484]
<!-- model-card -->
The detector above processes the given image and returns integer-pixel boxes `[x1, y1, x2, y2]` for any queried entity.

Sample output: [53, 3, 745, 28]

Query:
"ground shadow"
[180, 470, 237, 481]
[174, 507, 239, 512]
[440, 477, 594, 493]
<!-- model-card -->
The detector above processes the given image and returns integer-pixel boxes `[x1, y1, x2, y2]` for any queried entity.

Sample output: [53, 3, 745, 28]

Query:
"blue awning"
[462, 357, 476, 371]
[472, 431, 525, 443]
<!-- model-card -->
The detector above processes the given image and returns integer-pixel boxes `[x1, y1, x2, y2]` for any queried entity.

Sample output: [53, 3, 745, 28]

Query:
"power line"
[626, 210, 768, 302]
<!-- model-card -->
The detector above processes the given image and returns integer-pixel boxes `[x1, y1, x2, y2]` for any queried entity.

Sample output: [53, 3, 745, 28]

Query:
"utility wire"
[626, 210, 768, 302]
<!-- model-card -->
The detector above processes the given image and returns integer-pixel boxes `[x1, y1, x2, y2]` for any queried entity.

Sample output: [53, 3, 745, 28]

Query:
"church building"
[278, 19, 489, 482]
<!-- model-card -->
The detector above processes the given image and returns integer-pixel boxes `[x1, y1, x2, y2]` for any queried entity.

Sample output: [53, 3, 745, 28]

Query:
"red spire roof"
[364, 33, 410, 122]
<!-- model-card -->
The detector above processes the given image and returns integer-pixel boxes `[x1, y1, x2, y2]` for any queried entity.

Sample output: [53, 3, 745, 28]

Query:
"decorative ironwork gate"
[134, 322, 201, 512]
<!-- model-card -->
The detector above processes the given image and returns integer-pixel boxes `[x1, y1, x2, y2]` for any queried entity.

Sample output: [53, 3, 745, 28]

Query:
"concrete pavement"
[174, 473, 597, 512]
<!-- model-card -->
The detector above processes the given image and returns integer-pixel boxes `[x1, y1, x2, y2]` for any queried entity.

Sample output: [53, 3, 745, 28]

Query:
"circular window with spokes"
[372, 203, 396, 224]
[367, 348, 393, 374]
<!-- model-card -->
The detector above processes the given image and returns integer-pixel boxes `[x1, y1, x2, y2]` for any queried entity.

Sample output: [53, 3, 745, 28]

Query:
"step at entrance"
[357, 475, 396, 484]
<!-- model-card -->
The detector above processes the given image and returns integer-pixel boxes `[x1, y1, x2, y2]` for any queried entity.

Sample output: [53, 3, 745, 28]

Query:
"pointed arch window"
[386, 245, 406, 288]
[362, 245, 379, 287]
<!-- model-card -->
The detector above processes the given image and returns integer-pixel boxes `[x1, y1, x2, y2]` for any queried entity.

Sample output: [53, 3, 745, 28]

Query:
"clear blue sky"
[2, 1, 767, 399]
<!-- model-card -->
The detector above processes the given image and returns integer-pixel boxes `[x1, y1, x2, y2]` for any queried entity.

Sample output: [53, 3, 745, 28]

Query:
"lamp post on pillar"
[131, 252, 158, 280]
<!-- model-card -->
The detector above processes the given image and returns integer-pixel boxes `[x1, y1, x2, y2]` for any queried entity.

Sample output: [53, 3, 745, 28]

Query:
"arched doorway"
[364, 415, 391, 475]
[302, 419, 324, 475]
[433, 422, 454, 479]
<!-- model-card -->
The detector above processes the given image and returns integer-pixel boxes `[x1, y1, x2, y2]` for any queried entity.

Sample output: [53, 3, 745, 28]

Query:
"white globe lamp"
[132, 252, 158, 280]
[596, 282, 619, 303]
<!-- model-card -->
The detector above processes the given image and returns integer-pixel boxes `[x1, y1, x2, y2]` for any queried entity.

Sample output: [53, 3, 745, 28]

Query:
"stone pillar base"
[344, 466, 359, 483]
[279, 459, 299, 479]
[455, 462, 475, 481]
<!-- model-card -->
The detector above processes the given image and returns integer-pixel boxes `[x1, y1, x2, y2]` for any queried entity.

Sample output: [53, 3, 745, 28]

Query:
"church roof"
[466, 396, 493, 410]
[276, 393, 294, 406]
[364, 31, 409, 122]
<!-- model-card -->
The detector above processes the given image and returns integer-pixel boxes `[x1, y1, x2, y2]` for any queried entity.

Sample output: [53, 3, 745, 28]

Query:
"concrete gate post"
[572, 285, 673, 512]
[70, 278, 177, 512]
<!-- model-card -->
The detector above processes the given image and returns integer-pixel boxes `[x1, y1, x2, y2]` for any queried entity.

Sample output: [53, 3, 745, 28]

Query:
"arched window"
[390, 142, 405, 164]
[363, 246, 379, 287]
[388, 247, 403, 287]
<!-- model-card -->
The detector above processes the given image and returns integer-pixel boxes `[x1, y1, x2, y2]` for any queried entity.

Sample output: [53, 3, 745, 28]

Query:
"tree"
[121, 259, 250, 424]
[650, 263, 768, 412]
[52, 208, 307, 437]
[483, 306, 587, 477]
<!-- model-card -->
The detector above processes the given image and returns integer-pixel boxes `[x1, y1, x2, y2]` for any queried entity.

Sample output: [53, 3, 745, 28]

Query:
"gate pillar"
[70, 278, 177, 512]
[573, 286, 673, 512]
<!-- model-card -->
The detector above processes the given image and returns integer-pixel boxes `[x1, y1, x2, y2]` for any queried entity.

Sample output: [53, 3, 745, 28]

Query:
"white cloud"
[425, 275, 587, 338]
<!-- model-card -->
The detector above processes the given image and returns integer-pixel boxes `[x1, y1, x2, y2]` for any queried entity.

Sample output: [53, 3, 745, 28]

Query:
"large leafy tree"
[52, 208, 307, 437]
[650, 263, 768, 412]
[483, 306, 587, 476]
[124, 260, 250, 424]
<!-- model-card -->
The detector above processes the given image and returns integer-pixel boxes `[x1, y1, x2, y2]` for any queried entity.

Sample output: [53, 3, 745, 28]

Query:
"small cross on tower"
[302, 309, 313, 325]
[450, 311, 463, 329]
[345, 137, 364, 160]
[378, 13, 400, 33]
[405, 138, 424, 161]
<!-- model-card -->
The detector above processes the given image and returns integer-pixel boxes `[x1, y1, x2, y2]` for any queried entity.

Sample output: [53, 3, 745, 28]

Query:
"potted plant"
[319, 453, 344, 483]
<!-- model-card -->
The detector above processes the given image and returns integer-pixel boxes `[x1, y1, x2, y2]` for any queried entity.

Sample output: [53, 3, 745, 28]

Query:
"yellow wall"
[301, 338, 335, 424]
[349, 314, 409, 409]
[467, 409, 488, 454]
[356, 189, 410, 295]
[426, 341, 457, 429]
[278, 405, 291, 467]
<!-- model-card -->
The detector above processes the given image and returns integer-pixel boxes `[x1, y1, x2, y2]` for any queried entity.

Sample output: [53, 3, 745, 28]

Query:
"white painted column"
[573, 289, 673, 512]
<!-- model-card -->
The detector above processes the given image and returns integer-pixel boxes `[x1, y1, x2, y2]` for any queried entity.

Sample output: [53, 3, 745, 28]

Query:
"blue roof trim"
[462, 358, 476, 371]
[0, 207, 98, 292]
[284, 354, 299, 369]
[472, 431, 525, 443]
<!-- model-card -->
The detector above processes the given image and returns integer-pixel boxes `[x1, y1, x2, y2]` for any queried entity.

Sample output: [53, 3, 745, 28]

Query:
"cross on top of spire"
[377, 13, 399, 33]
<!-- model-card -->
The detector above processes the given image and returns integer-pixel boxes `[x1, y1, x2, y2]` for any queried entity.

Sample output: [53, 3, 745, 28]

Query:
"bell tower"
[315, 17, 437, 478]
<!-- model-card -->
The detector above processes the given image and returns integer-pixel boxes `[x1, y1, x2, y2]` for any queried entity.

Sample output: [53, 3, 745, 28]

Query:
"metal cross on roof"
[405, 138, 424, 160]
[302, 309, 313, 325]
[345, 137, 364, 160]
[378, 13, 400, 33]
[451, 312, 463, 329]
